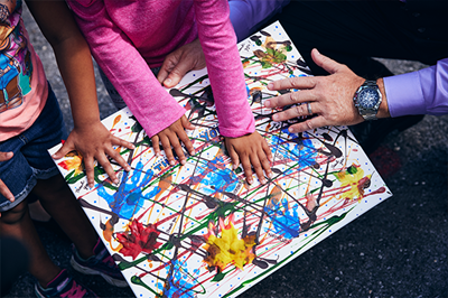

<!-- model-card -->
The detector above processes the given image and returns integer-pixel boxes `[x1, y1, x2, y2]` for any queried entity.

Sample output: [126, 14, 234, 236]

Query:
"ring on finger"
[307, 102, 313, 115]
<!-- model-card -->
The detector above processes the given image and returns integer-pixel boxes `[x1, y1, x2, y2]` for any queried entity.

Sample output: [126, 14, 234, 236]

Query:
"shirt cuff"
[383, 72, 426, 118]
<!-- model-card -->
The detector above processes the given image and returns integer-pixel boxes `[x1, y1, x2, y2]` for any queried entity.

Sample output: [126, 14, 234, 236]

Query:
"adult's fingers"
[163, 57, 196, 88]
[267, 75, 316, 92]
[157, 57, 175, 86]
[265, 89, 317, 110]
[311, 48, 346, 75]
[0, 179, 14, 202]
[287, 115, 328, 133]
[272, 101, 319, 122]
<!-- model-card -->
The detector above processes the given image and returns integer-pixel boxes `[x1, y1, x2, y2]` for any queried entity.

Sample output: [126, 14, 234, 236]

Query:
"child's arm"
[25, 0, 134, 188]
[68, 0, 195, 166]
[194, 0, 273, 184]
[0, 152, 14, 215]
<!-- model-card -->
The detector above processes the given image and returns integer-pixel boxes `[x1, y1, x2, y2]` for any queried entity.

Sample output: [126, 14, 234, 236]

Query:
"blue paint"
[264, 197, 300, 239]
[270, 133, 317, 169]
[159, 260, 199, 298]
[97, 160, 160, 220]
[188, 154, 239, 195]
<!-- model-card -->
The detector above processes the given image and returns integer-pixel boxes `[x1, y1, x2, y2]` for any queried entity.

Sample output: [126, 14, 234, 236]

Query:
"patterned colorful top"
[0, 0, 48, 142]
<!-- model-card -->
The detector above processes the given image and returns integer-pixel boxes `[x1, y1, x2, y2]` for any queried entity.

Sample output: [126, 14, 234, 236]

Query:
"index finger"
[0, 179, 14, 202]
[0, 151, 13, 162]
[267, 76, 317, 92]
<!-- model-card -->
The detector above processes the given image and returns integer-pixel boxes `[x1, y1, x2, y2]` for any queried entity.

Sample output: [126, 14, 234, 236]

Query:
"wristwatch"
[353, 80, 382, 121]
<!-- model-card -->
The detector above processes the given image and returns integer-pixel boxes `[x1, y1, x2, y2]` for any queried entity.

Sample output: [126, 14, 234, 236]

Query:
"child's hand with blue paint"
[225, 132, 273, 185]
[151, 115, 196, 166]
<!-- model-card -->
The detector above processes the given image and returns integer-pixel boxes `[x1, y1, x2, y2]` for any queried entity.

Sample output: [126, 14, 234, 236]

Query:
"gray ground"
[4, 5, 447, 298]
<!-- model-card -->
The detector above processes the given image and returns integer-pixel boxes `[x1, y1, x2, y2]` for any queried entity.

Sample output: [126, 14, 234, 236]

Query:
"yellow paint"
[203, 218, 256, 271]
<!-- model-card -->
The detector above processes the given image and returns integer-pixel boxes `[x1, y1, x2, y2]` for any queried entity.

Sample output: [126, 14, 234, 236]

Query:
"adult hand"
[151, 115, 196, 166]
[157, 38, 206, 88]
[0, 152, 15, 207]
[265, 48, 371, 132]
[52, 121, 135, 188]
[225, 132, 272, 185]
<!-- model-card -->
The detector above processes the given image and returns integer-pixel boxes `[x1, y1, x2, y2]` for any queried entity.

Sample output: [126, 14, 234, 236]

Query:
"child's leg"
[0, 199, 60, 287]
[31, 174, 98, 260]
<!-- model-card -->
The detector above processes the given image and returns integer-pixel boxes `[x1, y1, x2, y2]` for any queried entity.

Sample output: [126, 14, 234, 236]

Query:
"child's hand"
[225, 132, 273, 185]
[52, 121, 135, 188]
[151, 115, 195, 166]
[0, 151, 15, 206]
[157, 38, 206, 88]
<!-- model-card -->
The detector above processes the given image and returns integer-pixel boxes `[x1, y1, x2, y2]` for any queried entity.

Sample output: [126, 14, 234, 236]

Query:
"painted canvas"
[49, 21, 392, 298]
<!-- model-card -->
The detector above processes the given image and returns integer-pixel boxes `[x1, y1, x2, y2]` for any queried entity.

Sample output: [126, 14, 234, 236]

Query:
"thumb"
[163, 60, 192, 88]
[157, 58, 174, 85]
[52, 140, 74, 160]
[0, 151, 13, 162]
[181, 115, 195, 130]
[311, 48, 345, 75]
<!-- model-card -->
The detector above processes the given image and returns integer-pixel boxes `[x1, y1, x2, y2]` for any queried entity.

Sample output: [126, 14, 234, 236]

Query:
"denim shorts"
[0, 84, 68, 212]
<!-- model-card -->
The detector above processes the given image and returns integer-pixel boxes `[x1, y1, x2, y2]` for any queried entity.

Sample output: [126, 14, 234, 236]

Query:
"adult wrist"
[375, 78, 391, 119]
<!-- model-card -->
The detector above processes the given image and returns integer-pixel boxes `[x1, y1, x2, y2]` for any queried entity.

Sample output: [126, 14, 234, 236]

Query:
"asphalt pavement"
[4, 5, 447, 298]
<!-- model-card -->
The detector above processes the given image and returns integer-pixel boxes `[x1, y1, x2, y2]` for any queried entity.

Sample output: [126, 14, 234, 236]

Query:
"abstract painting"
[50, 22, 391, 298]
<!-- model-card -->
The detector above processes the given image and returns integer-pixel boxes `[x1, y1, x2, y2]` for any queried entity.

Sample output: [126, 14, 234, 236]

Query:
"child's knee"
[0, 201, 28, 226]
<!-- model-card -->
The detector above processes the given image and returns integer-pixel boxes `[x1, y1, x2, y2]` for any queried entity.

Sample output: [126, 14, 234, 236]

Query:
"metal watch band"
[354, 79, 382, 121]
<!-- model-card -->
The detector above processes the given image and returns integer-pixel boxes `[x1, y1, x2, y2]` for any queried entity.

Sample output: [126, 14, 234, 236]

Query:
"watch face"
[359, 88, 379, 109]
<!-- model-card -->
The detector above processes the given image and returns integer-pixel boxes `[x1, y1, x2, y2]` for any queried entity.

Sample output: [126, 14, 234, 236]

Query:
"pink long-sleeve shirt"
[68, 0, 255, 138]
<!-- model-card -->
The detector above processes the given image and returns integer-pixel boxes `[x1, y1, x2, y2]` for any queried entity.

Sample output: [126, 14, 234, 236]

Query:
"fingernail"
[169, 160, 175, 166]
[272, 114, 278, 121]
[125, 165, 131, 171]
[233, 164, 237, 170]
[130, 144, 135, 149]
[267, 83, 273, 90]
[181, 159, 186, 165]
[113, 178, 119, 184]
[264, 100, 271, 107]
[261, 178, 267, 185]
[164, 78, 172, 85]
[9, 197, 14, 202]
[248, 178, 253, 185]
[268, 172, 273, 178]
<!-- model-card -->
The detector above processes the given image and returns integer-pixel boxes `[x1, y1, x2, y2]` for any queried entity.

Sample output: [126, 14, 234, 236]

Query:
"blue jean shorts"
[0, 84, 68, 212]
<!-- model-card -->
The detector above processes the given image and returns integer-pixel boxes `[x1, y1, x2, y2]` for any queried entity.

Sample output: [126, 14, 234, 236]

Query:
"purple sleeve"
[384, 58, 448, 117]
[228, 0, 290, 42]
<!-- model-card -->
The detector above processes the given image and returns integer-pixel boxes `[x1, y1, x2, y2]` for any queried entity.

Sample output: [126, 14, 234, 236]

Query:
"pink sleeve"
[67, 0, 186, 138]
[193, 0, 255, 138]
